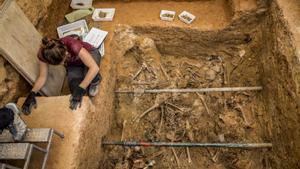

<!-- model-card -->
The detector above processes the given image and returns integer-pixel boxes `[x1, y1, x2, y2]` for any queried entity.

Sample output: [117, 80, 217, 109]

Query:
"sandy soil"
[275, 0, 300, 53]
[1, 0, 300, 168]
[17, 96, 94, 169]
[86, 0, 232, 64]
[38, 0, 71, 36]
[259, 0, 300, 168]
[91, 0, 231, 31]
[42, 0, 300, 168]
[100, 25, 270, 169]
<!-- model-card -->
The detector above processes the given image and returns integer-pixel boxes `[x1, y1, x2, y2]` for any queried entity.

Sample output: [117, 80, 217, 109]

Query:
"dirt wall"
[260, 0, 300, 168]
[132, 4, 266, 58]
[131, 5, 267, 89]
[15, 0, 53, 26]
[227, 0, 256, 18]
[76, 48, 117, 169]
[0, 57, 29, 107]
[15, 0, 70, 36]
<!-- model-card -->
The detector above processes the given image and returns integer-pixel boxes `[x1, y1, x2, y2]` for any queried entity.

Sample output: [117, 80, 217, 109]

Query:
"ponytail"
[40, 37, 67, 65]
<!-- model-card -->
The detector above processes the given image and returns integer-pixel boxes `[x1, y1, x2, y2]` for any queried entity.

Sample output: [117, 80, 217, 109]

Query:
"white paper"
[83, 27, 108, 48]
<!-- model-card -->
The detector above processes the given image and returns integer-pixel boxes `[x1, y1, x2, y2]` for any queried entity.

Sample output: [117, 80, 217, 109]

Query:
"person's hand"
[70, 86, 86, 110]
[22, 91, 37, 115]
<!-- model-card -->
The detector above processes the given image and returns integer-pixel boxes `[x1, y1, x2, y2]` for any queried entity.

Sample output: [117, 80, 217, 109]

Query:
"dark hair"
[0, 107, 14, 130]
[40, 37, 67, 65]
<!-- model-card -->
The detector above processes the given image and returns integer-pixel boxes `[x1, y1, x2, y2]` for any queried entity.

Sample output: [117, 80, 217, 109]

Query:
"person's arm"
[22, 61, 48, 115]
[78, 48, 99, 89]
[69, 48, 99, 110]
[32, 61, 49, 92]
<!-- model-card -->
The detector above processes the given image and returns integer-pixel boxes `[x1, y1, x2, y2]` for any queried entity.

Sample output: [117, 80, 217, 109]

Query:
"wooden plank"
[0, 143, 30, 160]
[0, 163, 21, 169]
[0, 0, 65, 96]
[0, 128, 51, 143]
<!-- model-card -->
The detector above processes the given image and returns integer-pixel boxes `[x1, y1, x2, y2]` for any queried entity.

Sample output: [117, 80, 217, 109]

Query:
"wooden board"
[0, 0, 65, 96]
[0, 163, 21, 169]
[0, 128, 51, 143]
[0, 143, 30, 159]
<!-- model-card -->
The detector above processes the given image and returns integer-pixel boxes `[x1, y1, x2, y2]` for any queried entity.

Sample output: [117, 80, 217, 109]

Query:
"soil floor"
[87, 0, 232, 59]
[46, 0, 300, 168]
[0, 0, 273, 168]
[88, 0, 234, 120]
[91, 0, 231, 31]
[1, 0, 300, 168]
[99, 27, 270, 168]
[83, 1, 272, 169]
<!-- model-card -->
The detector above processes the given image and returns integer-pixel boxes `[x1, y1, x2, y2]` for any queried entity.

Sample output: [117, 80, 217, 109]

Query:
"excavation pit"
[101, 19, 272, 168]
[0, 0, 300, 169]
[99, 1, 300, 167]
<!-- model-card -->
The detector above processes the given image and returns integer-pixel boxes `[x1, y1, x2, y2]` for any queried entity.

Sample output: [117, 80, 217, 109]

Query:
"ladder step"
[0, 143, 30, 160]
[0, 128, 52, 143]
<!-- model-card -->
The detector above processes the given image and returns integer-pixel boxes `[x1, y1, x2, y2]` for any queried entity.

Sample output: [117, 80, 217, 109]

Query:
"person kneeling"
[22, 35, 102, 114]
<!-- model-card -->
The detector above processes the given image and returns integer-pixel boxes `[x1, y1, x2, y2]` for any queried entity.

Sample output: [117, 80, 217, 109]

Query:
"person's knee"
[0, 107, 14, 131]
[91, 74, 102, 84]
[67, 66, 85, 80]
[90, 49, 101, 65]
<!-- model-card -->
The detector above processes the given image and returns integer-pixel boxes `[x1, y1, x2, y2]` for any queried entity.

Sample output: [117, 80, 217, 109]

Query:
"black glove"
[22, 91, 37, 115]
[70, 86, 86, 110]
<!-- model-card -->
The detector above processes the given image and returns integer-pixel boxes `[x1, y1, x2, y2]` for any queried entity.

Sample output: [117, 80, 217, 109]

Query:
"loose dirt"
[100, 25, 270, 169]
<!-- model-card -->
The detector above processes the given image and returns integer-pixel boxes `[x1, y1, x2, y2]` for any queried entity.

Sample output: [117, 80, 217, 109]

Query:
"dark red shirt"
[38, 36, 93, 66]
[60, 36, 93, 66]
